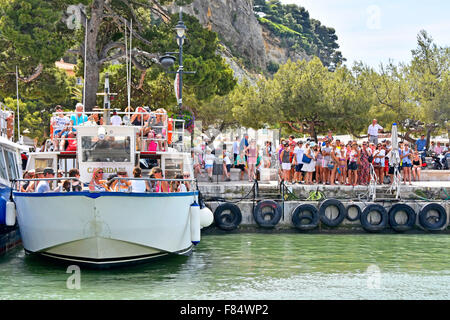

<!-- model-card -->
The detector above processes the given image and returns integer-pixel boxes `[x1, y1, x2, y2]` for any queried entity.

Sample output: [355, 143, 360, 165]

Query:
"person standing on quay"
[232, 136, 239, 167]
[245, 139, 259, 182]
[239, 134, 249, 163]
[368, 119, 383, 145]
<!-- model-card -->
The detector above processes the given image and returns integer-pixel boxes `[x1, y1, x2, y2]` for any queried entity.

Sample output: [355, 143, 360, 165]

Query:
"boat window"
[4, 149, 19, 180]
[164, 157, 183, 179]
[81, 136, 131, 163]
[35, 158, 54, 169]
[0, 148, 8, 180]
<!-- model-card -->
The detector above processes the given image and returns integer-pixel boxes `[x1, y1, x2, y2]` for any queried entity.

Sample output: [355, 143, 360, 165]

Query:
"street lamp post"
[175, 8, 186, 109]
[159, 7, 196, 150]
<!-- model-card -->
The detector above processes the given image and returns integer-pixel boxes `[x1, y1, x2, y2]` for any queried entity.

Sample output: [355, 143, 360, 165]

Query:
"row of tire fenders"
[212, 199, 448, 233]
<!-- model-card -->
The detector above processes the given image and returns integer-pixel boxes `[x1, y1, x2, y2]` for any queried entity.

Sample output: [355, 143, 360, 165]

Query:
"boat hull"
[14, 191, 198, 267]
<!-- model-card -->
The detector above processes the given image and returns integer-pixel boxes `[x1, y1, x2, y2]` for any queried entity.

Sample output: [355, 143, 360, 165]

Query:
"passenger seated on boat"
[150, 167, 169, 192]
[171, 174, 187, 192]
[52, 105, 70, 151]
[130, 107, 149, 126]
[67, 168, 82, 192]
[122, 106, 133, 125]
[69, 103, 88, 132]
[65, 131, 77, 152]
[182, 172, 191, 191]
[25, 168, 43, 192]
[86, 108, 104, 126]
[20, 170, 33, 192]
[88, 168, 107, 191]
[154, 108, 168, 152]
[130, 167, 148, 193]
[105, 174, 118, 191]
[110, 170, 131, 192]
[36, 168, 55, 193]
[132, 107, 150, 150]
[110, 110, 122, 126]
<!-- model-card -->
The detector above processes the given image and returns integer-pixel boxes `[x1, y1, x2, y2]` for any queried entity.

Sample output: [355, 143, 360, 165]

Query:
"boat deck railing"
[12, 177, 197, 194]
[50, 111, 187, 153]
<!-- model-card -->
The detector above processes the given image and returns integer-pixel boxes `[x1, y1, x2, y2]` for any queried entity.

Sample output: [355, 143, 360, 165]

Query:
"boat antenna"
[82, 16, 88, 111]
[15, 65, 20, 143]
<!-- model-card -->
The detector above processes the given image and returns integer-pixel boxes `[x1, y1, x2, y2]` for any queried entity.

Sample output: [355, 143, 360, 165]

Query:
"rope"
[202, 180, 259, 204]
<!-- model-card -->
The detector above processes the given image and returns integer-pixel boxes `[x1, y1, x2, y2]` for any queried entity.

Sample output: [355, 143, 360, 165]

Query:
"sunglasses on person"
[183, 174, 190, 178]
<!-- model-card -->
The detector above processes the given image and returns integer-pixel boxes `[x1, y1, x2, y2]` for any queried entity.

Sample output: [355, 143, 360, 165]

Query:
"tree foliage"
[254, 0, 345, 70]
[230, 31, 449, 145]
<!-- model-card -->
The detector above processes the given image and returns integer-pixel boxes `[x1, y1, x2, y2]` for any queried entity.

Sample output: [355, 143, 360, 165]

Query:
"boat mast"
[128, 20, 132, 110]
[15, 66, 20, 143]
[82, 17, 88, 111]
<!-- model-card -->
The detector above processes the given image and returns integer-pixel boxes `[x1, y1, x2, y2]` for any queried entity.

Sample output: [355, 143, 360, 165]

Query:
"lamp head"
[175, 21, 186, 38]
[159, 54, 176, 69]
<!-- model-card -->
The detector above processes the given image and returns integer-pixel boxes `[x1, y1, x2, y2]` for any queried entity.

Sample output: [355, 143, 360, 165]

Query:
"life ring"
[388, 203, 416, 232]
[213, 203, 242, 231]
[318, 198, 346, 227]
[346, 204, 362, 222]
[418, 203, 447, 231]
[291, 204, 319, 231]
[360, 204, 388, 232]
[253, 200, 282, 228]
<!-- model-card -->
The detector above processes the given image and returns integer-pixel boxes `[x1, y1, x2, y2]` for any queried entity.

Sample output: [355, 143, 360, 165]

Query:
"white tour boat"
[13, 108, 213, 267]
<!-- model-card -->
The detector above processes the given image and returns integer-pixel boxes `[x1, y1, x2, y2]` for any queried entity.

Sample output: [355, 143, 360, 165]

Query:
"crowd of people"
[193, 119, 449, 185]
[193, 134, 268, 182]
[46, 103, 171, 153]
[19, 166, 191, 193]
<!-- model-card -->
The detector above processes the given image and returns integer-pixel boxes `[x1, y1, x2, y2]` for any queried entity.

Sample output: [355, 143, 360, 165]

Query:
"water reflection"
[0, 234, 449, 299]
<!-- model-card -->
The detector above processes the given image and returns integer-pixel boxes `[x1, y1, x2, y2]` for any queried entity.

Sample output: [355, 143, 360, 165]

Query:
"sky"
[280, 0, 450, 69]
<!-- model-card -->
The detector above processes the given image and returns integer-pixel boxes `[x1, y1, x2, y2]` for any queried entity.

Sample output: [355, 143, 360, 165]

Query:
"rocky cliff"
[171, 0, 311, 80]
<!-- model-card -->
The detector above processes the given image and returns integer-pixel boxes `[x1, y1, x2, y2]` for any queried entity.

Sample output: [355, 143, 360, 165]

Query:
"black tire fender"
[319, 199, 347, 227]
[388, 203, 416, 232]
[253, 200, 282, 228]
[213, 203, 242, 231]
[291, 204, 319, 231]
[418, 203, 447, 231]
[360, 204, 388, 233]
[346, 204, 362, 222]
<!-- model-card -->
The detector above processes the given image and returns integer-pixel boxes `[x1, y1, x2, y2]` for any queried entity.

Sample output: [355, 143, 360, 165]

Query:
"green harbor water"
[0, 233, 449, 300]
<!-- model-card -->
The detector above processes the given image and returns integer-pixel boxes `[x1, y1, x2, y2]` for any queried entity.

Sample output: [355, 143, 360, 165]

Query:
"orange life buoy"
[167, 118, 173, 144]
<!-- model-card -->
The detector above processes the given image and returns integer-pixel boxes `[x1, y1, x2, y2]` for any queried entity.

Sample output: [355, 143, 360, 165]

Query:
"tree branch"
[17, 64, 44, 83]
[118, 0, 144, 33]
[104, 3, 154, 47]
[100, 41, 126, 60]
[129, 0, 171, 22]
[133, 70, 147, 90]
